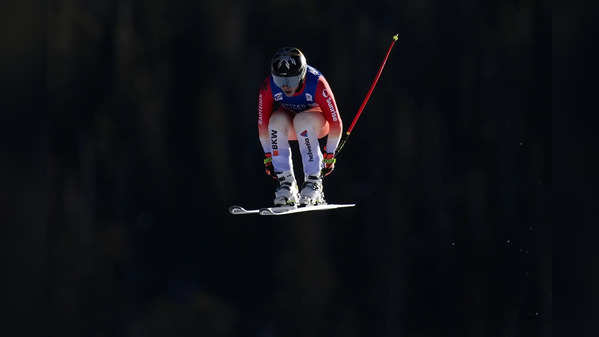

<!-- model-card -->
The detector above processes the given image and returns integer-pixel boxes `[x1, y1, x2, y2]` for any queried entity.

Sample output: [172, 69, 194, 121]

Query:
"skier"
[258, 47, 343, 206]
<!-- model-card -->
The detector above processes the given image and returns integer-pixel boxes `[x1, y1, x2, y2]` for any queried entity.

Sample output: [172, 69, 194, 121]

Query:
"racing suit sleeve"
[314, 76, 343, 154]
[258, 77, 274, 154]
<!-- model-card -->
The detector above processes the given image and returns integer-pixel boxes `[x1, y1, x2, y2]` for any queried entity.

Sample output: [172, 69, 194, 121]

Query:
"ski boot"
[273, 171, 299, 206]
[299, 175, 326, 206]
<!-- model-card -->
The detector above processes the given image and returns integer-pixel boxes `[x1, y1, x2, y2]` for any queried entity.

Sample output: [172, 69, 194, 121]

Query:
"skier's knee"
[269, 111, 291, 129]
[293, 112, 317, 131]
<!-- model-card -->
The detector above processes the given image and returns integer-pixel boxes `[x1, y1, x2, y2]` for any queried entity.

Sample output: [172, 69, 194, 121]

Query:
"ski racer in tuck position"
[258, 47, 343, 206]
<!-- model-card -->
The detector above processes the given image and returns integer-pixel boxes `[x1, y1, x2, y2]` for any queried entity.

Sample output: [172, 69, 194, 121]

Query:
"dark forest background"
[0, 0, 564, 336]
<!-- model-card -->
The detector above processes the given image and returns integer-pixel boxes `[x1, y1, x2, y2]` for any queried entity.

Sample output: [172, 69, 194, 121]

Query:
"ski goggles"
[272, 74, 302, 89]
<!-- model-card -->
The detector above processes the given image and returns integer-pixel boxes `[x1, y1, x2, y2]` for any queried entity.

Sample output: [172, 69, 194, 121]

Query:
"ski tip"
[229, 205, 262, 215]
[229, 205, 252, 215]
[228, 205, 243, 214]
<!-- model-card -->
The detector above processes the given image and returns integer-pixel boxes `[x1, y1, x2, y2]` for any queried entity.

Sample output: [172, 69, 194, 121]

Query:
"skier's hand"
[322, 152, 336, 177]
[264, 152, 276, 179]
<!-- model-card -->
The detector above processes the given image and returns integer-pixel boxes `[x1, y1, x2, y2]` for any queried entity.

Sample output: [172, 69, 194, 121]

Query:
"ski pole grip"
[334, 133, 349, 157]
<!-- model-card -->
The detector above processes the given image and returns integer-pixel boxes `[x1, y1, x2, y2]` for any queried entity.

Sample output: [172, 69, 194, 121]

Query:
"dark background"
[2, 0, 557, 336]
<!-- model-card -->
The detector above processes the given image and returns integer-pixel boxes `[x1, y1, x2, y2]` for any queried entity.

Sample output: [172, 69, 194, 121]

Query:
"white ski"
[259, 203, 355, 216]
[228, 205, 260, 215]
[229, 204, 356, 216]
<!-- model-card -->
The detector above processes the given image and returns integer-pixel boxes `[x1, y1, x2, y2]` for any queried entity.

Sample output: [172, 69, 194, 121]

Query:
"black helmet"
[271, 47, 307, 89]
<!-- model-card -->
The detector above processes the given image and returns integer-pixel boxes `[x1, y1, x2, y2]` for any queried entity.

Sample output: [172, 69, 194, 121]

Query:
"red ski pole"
[335, 34, 399, 156]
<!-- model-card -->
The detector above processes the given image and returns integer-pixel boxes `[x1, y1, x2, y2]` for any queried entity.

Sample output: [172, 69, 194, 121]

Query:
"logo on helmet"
[277, 56, 297, 70]
[274, 92, 283, 101]
[305, 93, 313, 102]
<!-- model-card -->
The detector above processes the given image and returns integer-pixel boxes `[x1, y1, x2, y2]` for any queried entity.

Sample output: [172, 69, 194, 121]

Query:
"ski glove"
[264, 152, 276, 179]
[322, 152, 336, 177]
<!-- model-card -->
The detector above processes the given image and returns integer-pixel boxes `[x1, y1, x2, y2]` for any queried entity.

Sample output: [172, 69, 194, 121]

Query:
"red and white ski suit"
[258, 65, 342, 177]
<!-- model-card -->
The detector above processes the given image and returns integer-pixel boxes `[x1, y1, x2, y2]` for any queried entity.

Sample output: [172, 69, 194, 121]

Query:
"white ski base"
[260, 203, 355, 216]
[229, 204, 355, 216]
